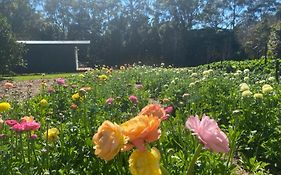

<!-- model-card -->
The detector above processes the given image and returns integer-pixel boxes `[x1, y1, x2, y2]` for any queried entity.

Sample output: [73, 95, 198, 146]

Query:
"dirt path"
[0, 79, 54, 101]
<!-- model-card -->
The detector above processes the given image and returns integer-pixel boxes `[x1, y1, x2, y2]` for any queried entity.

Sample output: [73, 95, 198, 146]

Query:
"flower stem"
[187, 144, 202, 175]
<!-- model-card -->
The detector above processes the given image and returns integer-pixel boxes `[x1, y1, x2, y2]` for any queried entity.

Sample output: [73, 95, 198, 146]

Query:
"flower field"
[0, 59, 281, 175]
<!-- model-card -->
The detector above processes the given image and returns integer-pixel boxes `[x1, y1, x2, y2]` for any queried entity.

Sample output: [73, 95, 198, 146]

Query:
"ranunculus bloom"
[80, 86, 92, 92]
[22, 121, 40, 131]
[105, 98, 114, 105]
[93, 121, 126, 161]
[70, 103, 78, 110]
[0, 102, 11, 112]
[21, 116, 34, 122]
[185, 115, 229, 153]
[56, 78, 65, 85]
[242, 90, 252, 97]
[72, 93, 81, 101]
[44, 128, 59, 142]
[129, 95, 138, 104]
[262, 84, 273, 94]
[139, 104, 165, 119]
[129, 147, 162, 175]
[162, 98, 170, 103]
[254, 93, 263, 99]
[5, 119, 18, 127]
[39, 99, 48, 107]
[121, 115, 161, 151]
[12, 123, 25, 133]
[239, 83, 250, 92]
[98, 74, 108, 81]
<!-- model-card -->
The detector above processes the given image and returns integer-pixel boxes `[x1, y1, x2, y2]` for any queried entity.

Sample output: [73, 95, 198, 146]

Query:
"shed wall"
[20, 44, 76, 73]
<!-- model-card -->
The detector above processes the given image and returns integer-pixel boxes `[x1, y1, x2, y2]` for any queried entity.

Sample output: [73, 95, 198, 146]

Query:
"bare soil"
[0, 79, 54, 101]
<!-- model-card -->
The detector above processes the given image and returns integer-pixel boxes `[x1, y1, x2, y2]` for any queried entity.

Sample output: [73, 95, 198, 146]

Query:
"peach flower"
[139, 104, 166, 119]
[186, 115, 229, 153]
[121, 115, 161, 151]
[93, 121, 126, 161]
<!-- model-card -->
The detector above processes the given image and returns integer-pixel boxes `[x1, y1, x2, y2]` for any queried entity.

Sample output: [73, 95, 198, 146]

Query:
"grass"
[1, 72, 76, 81]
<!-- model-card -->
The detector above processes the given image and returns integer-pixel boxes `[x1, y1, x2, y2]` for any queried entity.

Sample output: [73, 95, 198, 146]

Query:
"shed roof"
[17, 40, 90, 45]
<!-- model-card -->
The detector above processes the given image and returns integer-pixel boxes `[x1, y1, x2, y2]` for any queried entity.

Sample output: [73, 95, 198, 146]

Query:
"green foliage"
[268, 21, 281, 58]
[0, 15, 25, 75]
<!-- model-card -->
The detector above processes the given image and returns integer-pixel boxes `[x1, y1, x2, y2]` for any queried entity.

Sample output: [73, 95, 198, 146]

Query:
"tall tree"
[0, 15, 25, 74]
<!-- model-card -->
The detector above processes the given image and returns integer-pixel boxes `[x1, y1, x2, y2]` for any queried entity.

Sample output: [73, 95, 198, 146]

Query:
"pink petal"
[185, 115, 201, 133]
[131, 139, 146, 151]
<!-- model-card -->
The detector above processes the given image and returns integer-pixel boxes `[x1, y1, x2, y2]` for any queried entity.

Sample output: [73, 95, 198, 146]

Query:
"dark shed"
[16, 40, 90, 73]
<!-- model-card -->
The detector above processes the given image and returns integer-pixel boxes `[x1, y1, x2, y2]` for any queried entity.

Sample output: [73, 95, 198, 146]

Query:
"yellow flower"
[72, 93, 81, 101]
[242, 90, 252, 97]
[44, 128, 59, 142]
[0, 102, 11, 112]
[39, 99, 48, 107]
[98, 74, 108, 81]
[129, 147, 162, 175]
[254, 93, 263, 99]
[262, 84, 273, 94]
[93, 121, 126, 161]
[239, 83, 250, 92]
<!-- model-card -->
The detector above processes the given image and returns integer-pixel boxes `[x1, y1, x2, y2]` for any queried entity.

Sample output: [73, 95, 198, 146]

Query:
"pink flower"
[55, 78, 65, 85]
[164, 106, 173, 114]
[22, 121, 40, 131]
[105, 98, 114, 105]
[5, 119, 18, 127]
[129, 95, 138, 104]
[185, 115, 230, 153]
[12, 123, 25, 133]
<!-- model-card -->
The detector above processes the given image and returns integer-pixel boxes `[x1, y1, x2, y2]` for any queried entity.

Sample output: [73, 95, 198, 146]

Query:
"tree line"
[0, 0, 280, 73]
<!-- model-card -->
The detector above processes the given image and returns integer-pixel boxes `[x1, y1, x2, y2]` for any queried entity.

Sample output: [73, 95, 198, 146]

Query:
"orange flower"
[21, 116, 34, 122]
[121, 115, 161, 151]
[93, 121, 126, 161]
[139, 104, 165, 119]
